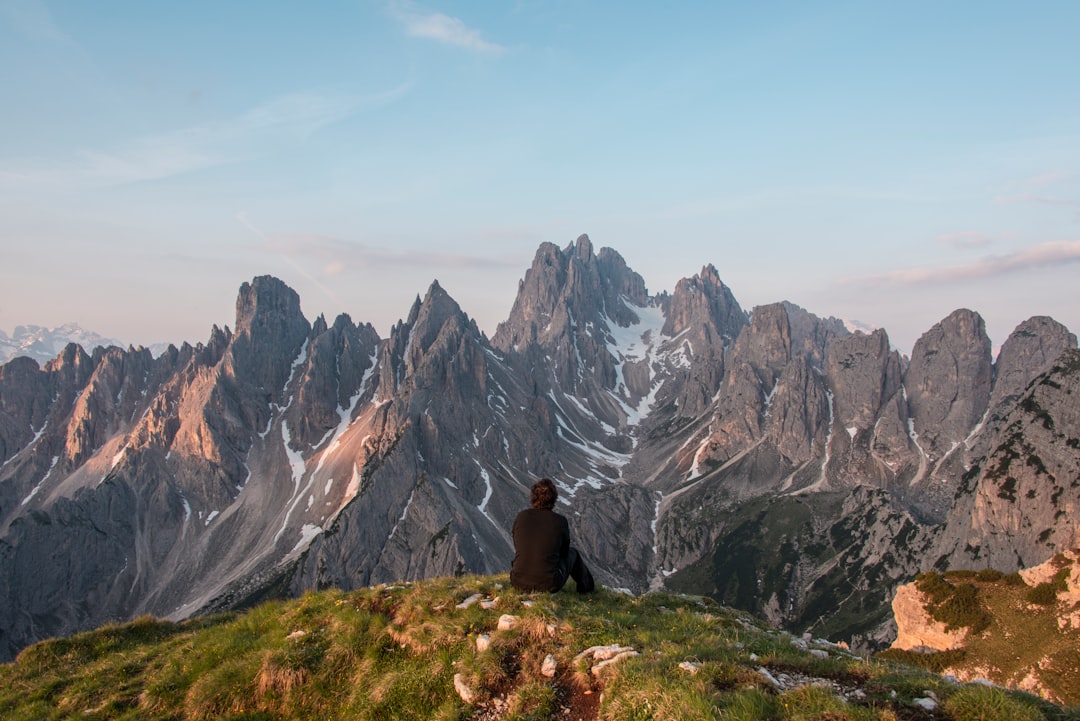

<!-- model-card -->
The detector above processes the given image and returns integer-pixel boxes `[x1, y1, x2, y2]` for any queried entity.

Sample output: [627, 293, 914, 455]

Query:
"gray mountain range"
[1, 235, 1077, 661]
[0, 324, 124, 366]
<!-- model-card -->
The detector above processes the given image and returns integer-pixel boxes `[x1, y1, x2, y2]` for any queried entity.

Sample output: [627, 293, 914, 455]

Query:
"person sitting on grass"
[510, 478, 596, 593]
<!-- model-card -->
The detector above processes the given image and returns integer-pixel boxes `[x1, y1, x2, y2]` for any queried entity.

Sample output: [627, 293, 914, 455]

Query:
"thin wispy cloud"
[0, 87, 410, 190]
[390, 1, 505, 53]
[237, 214, 340, 302]
[1021, 171, 1071, 187]
[252, 230, 519, 274]
[842, 240, 1080, 286]
[2, 0, 73, 45]
[936, 230, 1015, 250]
[995, 193, 1077, 207]
[995, 171, 1077, 209]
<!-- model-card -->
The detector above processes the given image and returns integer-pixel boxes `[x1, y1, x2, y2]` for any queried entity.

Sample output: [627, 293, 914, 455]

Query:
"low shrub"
[1026, 582, 1058, 606]
[976, 569, 1005, 582]
[932, 584, 991, 634]
[915, 572, 954, 605]
[876, 647, 967, 673]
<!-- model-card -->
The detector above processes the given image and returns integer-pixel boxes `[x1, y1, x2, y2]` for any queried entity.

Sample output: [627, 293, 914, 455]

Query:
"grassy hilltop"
[1, 574, 1076, 721]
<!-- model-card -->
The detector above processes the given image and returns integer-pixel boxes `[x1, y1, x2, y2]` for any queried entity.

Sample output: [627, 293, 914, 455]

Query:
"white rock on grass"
[756, 667, 782, 691]
[453, 673, 475, 703]
[497, 614, 519, 631]
[591, 651, 639, 675]
[913, 697, 938, 711]
[574, 644, 636, 662]
[542, 654, 558, 678]
[456, 594, 483, 610]
[574, 644, 639, 676]
[476, 634, 491, 652]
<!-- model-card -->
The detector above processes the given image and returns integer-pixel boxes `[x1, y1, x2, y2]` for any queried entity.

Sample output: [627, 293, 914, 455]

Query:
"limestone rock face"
[965, 316, 1079, 462]
[890, 583, 967, 651]
[991, 317, 1077, 415]
[285, 314, 379, 450]
[905, 309, 993, 462]
[764, 354, 830, 468]
[227, 275, 310, 398]
[827, 330, 902, 434]
[935, 349, 1080, 570]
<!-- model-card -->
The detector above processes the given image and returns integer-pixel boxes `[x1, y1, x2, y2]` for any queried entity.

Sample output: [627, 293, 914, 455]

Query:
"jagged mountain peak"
[990, 315, 1078, 416]
[311, 313, 328, 337]
[377, 278, 482, 400]
[412, 280, 472, 349]
[43, 342, 93, 374]
[234, 275, 306, 338]
[570, 232, 593, 259]
[663, 265, 746, 340]
[905, 308, 992, 462]
[226, 276, 310, 396]
[492, 235, 648, 355]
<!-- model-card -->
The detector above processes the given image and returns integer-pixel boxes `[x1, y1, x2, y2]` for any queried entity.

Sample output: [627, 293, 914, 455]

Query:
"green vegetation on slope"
[1, 574, 1075, 720]
[880, 560, 1080, 709]
[912, 571, 992, 634]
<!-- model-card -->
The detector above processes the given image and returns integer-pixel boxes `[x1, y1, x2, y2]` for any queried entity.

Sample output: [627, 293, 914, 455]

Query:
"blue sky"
[1, 0, 1078, 355]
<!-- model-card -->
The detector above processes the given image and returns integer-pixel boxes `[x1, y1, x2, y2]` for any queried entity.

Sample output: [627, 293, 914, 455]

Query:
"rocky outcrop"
[890, 583, 967, 651]
[887, 550, 1080, 706]
[905, 309, 993, 465]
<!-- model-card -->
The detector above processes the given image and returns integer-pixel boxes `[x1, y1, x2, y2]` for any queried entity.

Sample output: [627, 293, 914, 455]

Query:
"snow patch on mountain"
[605, 301, 668, 426]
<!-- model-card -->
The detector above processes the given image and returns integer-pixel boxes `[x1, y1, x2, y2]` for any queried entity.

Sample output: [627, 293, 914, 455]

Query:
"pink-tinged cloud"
[1021, 171, 1071, 188]
[843, 240, 1080, 286]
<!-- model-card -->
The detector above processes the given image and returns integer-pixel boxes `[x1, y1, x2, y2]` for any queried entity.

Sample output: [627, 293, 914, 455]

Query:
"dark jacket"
[510, 508, 570, 592]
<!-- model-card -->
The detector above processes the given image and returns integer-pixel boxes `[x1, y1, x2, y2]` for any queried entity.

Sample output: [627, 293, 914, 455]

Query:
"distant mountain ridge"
[0, 324, 175, 365]
[0, 324, 124, 365]
[1, 235, 1077, 663]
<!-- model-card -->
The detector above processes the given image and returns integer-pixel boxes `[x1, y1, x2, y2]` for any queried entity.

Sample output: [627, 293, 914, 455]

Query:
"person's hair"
[530, 478, 558, 510]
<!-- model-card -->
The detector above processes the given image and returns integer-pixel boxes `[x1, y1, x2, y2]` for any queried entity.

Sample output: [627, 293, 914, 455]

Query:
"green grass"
[0, 574, 1076, 720]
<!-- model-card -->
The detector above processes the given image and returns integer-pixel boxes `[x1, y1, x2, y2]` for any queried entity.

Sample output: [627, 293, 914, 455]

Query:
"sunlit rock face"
[1, 239, 1077, 661]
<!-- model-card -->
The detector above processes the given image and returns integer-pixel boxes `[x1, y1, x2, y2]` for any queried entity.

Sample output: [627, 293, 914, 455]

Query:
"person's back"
[510, 507, 570, 592]
[509, 478, 596, 594]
